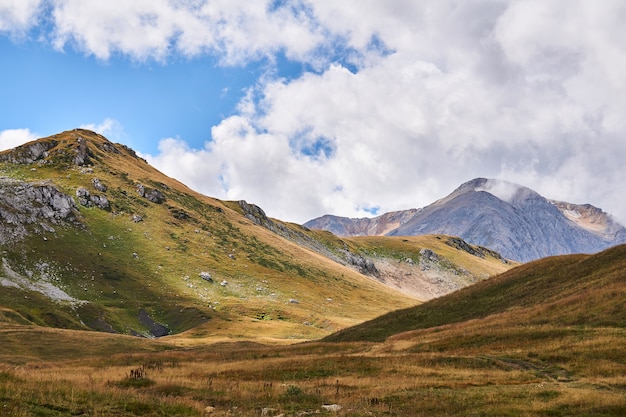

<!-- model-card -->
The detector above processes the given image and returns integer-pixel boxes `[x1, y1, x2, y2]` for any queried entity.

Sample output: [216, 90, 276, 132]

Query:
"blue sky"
[1, 1, 626, 225]
[0, 35, 263, 153]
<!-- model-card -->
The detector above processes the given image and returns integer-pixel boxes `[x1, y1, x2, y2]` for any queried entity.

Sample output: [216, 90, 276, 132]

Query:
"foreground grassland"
[1, 320, 626, 417]
[4, 244, 626, 416]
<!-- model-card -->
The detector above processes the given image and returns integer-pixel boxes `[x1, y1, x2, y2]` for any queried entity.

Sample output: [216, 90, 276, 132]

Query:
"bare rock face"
[305, 178, 626, 262]
[92, 178, 108, 192]
[0, 139, 58, 165]
[0, 178, 79, 244]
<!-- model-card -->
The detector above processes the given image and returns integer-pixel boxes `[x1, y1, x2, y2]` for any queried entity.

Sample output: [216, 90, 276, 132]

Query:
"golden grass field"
[2, 316, 626, 416]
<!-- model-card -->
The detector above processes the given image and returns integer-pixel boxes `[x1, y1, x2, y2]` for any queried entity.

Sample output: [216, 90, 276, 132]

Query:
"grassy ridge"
[325, 243, 626, 342]
[0, 130, 423, 340]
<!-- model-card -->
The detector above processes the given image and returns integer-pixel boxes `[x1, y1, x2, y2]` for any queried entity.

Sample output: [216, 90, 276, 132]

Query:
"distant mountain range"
[304, 178, 626, 262]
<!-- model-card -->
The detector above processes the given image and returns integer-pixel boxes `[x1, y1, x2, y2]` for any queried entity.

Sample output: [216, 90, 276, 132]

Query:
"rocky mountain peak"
[0, 129, 141, 168]
[305, 178, 626, 262]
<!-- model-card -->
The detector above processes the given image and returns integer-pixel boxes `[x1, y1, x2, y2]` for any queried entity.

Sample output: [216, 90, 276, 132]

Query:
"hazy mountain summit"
[304, 178, 626, 262]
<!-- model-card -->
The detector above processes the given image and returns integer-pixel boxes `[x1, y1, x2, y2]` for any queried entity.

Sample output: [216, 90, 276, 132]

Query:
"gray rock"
[76, 188, 109, 210]
[90, 195, 110, 210]
[76, 187, 92, 207]
[0, 139, 57, 165]
[199, 272, 213, 283]
[343, 250, 379, 277]
[145, 189, 165, 203]
[73, 137, 93, 166]
[0, 178, 79, 244]
[92, 178, 108, 192]
[136, 184, 166, 204]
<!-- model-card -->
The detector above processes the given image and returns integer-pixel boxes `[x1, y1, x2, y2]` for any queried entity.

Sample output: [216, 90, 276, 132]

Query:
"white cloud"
[0, 128, 38, 151]
[79, 118, 124, 142]
[151, 0, 626, 225]
[0, 0, 42, 36]
[3, 1, 626, 225]
[48, 0, 327, 64]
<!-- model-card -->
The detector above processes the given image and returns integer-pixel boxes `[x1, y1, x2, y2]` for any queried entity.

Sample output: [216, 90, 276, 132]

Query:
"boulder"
[92, 178, 108, 192]
[199, 272, 213, 283]
[136, 184, 166, 204]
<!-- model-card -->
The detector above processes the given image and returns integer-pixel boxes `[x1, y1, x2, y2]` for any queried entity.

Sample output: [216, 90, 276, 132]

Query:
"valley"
[1, 130, 625, 416]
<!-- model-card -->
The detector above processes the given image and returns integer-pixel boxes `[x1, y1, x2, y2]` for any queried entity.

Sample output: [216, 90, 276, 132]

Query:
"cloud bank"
[3, 1, 626, 224]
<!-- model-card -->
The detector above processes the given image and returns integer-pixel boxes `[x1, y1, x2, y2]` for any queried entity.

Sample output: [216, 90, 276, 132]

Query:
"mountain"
[304, 178, 626, 262]
[325, 242, 626, 343]
[0, 130, 513, 341]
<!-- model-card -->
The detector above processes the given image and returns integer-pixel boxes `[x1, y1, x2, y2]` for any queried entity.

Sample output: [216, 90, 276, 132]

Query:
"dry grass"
[1, 319, 626, 416]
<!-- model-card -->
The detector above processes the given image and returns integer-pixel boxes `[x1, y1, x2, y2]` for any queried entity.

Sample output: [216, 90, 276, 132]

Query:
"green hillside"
[326, 243, 626, 342]
[0, 129, 512, 342]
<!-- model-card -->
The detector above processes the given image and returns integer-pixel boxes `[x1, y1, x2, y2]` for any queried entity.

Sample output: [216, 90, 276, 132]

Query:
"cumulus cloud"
[0, 0, 42, 36]
[142, 1, 626, 224]
[3, 1, 626, 224]
[79, 118, 124, 142]
[0, 128, 39, 151]
[48, 0, 328, 64]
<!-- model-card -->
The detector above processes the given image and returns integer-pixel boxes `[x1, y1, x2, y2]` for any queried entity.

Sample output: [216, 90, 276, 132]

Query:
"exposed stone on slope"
[92, 178, 108, 192]
[138, 308, 170, 337]
[342, 249, 379, 277]
[0, 139, 58, 165]
[0, 178, 79, 244]
[75, 187, 110, 210]
[238, 200, 345, 264]
[136, 184, 166, 203]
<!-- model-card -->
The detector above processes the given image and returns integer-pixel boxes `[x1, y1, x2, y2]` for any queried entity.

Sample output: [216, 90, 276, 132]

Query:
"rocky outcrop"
[138, 309, 169, 337]
[75, 187, 110, 210]
[92, 178, 108, 192]
[238, 200, 347, 264]
[342, 249, 379, 277]
[0, 178, 79, 244]
[136, 184, 166, 204]
[0, 139, 58, 165]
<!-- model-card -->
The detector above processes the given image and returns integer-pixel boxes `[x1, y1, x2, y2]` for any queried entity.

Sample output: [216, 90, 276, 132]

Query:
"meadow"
[2, 315, 626, 416]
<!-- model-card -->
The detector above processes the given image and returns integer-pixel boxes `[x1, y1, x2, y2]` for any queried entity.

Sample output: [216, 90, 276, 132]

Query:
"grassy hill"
[0, 129, 511, 342]
[325, 243, 626, 342]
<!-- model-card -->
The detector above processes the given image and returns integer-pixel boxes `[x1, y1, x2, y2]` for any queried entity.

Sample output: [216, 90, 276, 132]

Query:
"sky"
[1, 1, 625, 225]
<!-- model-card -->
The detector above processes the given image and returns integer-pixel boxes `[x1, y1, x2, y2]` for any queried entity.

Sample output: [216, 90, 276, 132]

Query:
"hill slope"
[0, 129, 512, 341]
[305, 178, 626, 262]
[325, 242, 626, 342]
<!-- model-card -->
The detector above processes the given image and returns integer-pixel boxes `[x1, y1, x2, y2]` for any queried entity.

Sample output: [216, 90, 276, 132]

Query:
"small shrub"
[284, 385, 303, 397]
[115, 377, 156, 388]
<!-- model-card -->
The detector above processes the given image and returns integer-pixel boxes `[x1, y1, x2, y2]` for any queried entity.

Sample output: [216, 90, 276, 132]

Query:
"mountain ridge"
[304, 178, 626, 262]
